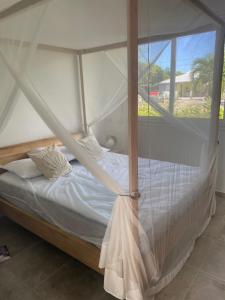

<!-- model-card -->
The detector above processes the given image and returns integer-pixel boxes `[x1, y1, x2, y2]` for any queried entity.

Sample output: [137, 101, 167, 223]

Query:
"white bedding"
[0, 152, 203, 247]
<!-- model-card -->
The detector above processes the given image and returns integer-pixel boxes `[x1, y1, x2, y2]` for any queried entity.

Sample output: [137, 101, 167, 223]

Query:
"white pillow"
[29, 139, 108, 164]
[30, 145, 76, 162]
[0, 158, 42, 179]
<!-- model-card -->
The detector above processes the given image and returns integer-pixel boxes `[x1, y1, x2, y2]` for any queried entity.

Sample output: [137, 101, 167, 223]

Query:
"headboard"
[0, 132, 83, 165]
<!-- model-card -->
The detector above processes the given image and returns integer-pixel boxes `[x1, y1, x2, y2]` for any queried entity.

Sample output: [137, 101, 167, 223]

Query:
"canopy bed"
[0, 0, 224, 299]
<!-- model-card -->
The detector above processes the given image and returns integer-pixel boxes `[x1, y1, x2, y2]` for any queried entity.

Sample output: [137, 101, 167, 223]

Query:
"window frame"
[138, 26, 223, 121]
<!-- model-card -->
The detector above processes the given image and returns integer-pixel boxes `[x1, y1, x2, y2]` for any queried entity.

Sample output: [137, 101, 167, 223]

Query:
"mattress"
[0, 151, 205, 249]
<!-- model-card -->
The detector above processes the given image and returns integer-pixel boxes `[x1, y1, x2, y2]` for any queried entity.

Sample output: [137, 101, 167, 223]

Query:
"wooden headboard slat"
[0, 132, 83, 165]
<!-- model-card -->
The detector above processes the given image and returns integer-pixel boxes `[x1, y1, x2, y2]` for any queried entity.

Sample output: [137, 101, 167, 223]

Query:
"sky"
[139, 31, 216, 73]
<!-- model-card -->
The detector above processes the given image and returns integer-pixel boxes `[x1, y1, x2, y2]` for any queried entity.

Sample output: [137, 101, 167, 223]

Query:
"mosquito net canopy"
[0, 0, 224, 299]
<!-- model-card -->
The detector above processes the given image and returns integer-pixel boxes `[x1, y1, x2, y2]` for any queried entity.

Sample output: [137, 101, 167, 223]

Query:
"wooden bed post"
[209, 26, 225, 158]
[169, 38, 176, 114]
[127, 0, 139, 199]
[78, 53, 88, 136]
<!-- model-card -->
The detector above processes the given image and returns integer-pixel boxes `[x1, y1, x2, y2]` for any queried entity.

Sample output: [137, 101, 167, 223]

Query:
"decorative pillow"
[30, 145, 77, 162]
[77, 134, 104, 160]
[0, 158, 42, 179]
[29, 148, 72, 180]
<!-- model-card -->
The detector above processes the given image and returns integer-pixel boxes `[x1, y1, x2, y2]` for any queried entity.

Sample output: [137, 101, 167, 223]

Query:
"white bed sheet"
[0, 152, 203, 247]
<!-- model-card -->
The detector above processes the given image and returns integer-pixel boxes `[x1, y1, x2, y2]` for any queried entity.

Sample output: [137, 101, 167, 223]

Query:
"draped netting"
[0, 1, 50, 133]
[137, 1, 222, 297]
[0, 1, 224, 299]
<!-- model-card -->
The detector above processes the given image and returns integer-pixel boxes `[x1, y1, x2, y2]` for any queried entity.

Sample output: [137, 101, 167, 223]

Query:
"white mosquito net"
[0, 0, 224, 299]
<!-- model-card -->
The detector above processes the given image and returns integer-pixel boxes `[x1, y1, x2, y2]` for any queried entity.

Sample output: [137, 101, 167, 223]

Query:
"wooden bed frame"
[0, 134, 103, 275]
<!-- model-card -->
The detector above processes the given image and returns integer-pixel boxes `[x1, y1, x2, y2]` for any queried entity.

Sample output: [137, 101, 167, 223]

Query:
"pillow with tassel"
[29, 148, 72, 180]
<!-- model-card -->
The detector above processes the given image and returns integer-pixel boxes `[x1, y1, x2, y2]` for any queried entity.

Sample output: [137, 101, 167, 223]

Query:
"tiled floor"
[1, 196, 225, 300]
[156, 196, 225, 300]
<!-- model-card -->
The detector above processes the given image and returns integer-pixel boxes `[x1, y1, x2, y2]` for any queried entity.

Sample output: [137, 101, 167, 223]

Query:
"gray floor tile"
[0, 217, 24, 240]
[204, 215, 225, 242]
[36, 259, 113, 300]
[215, 197, 225, 217]
[155, 265, 197, 300]
[0, 227, 41, 256]
[186, 236, 214, 269]
[184, 272, 225, 300]
[1, 195, 225, 300]
[0, 267, 42, 300]
[199, 239, 225, 281]
[1, 240, 70, 289]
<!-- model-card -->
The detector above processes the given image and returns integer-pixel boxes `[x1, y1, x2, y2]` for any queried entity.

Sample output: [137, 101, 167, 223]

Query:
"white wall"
[0, 48, 81, 147]
[93, 102, 128, 154]
[96, 113, 225, 192]
[82, 49, 126, 124]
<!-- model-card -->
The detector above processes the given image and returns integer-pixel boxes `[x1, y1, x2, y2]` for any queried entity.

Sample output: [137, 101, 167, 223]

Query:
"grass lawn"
[138, 99, 224, 119]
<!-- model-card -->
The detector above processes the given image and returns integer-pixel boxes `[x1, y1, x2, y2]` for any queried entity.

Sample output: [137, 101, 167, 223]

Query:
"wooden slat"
[0, 132, 83, 165]
[38, 43, 77, 54]
[79, 41, 127, 55]
[169, 38, 176, 114]
[127, 0, 138, 195]
[0, 197, 103, 274]
[78, 54, 88, 135]
[78, 25, 213, 55]
[208, 27, 225, 158]
[0, 38, 77, 54]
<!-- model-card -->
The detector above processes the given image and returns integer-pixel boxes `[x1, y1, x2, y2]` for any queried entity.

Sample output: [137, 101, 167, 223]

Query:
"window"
[138, 40, 171, 117]
[138, 31, 217, 119]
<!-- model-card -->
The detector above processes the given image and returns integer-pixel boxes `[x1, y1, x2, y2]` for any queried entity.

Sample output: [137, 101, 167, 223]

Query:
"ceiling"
[0, 0, 224, 50]
[201, 0, 225, 23]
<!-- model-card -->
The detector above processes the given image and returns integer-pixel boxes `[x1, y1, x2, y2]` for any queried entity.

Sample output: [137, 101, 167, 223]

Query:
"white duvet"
[0, 152, 204, 246]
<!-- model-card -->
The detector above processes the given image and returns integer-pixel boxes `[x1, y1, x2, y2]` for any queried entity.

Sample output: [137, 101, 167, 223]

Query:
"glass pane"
[138, 40, 171, 117]
[174, 31, 216, 118]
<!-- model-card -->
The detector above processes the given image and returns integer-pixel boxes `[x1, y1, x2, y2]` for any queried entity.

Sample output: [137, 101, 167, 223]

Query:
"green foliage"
[219, 105, 224, 120]
[138, 102, 160, 117]
[139, 62, 170, 86]
[191, 54, 214, 96]
[173, 99, 211, 118]
[138, 99, 224, 119]
[138, 48, 225, 120]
